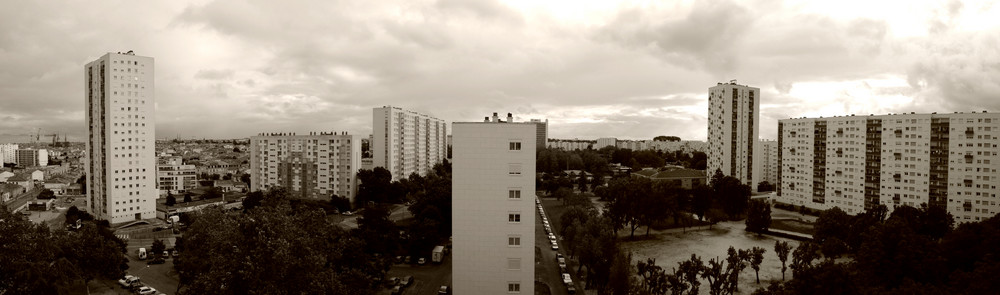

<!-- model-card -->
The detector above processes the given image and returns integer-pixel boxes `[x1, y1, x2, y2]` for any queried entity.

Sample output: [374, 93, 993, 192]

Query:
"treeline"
[352, 162, 453, 257]
[596, 170, 753, 239]
[553, 191, 634, 293]
[0, 207, 127, 294]
[537, 147, 707, 175]
[754, 204, 1000, 294]
[178, 188, 392, 294]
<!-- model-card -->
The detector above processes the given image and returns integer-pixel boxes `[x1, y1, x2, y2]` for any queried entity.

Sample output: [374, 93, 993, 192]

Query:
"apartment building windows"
[509, 164, 522, 175]
[509, 141, 522, 151]
[508, 213, 521, 223]
[507, 258, 521, 270]
[508, 236, 521, 247]
[508, 282, 521, 293]
[509, 189, 521, 199]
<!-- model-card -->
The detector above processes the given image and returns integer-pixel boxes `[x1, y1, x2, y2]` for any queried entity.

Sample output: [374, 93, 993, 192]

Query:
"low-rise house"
[1, 183, 26, 202]
[632, 167, 707, 189]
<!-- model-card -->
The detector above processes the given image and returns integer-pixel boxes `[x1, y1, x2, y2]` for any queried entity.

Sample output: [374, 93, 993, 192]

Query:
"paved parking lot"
[536, 196, 583, 295]
[381, 256, 452, 295]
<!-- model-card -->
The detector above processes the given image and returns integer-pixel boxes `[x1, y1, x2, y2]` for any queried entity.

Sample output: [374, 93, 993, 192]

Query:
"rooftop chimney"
[507, 113, 513, 123]
[492, 112, 499, 122]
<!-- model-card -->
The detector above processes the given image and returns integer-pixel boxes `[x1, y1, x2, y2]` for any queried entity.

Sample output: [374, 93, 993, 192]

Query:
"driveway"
[381, 256, 452, 295]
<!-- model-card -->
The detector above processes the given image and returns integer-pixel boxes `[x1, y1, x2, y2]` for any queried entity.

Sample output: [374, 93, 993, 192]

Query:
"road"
[536, 196, 583, 295]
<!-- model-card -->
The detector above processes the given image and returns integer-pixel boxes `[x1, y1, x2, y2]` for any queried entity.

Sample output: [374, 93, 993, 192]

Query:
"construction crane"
[48, 133, 59, 146]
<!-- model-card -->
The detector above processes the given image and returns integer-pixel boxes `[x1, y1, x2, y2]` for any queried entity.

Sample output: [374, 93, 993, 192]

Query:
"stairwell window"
[509, 164, 522, 175]
[509, 141, 522, 151]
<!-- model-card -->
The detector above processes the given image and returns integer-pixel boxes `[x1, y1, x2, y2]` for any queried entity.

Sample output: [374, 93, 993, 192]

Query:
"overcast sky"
[1, 0, 998, 143]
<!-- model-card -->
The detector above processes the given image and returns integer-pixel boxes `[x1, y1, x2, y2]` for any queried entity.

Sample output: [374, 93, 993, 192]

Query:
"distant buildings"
[759, 140, 779, 187]
[778, 111, 1000, 223]
[157, 156, 196, 197]
[453, 114, 535, 295]
[372, 106, 447, 181]
[0, 144, 17, 164]
[249, 132, 361, 203]
[596, 137, 617, 149]
[707, 80, 760, 188]
[529, 119, 548, 151]
[15, 149, 47, 167]
[547, 139, 594, 151]
[85, 51, 157, 223]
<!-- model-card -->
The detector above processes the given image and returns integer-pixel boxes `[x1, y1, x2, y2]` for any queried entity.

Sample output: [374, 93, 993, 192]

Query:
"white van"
[138, 248, 148, 260]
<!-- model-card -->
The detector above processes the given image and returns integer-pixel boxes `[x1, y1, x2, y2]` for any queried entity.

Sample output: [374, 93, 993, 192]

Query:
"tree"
[175, 191, 384, 294]
[790, 242, 821, 276]
[637, 258, 669, 295]
[710, 172, 751, 220]
[166, 191, 176, 206]
[242, 191, 264, 211]
[653, 136, 681, 142]
[38, 189, 55, 199]
[355, 167, 394, 206]
[774, 241, 791, 281]
[607, 250, 634, 295]
[355, 205, 400, 258]
[745, 200, 772, 234]
[553, 187, 574, 204]
[756, 181, 775, 192]
[329, 194, 351, 212]
[749, 247, 766, 284]
[690, 184, 712, 221]
[202, 187, 222, 200]
[577, 173, 589, 193]
[151, 239, 166, 259]
[183, 192, 192, 203]
[814, 207, 850, 245]
[677, 254, 704, 295]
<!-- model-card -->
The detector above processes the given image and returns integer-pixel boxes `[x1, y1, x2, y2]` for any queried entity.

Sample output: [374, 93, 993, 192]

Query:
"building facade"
[707, 81, 760, 188]
[157, 156, 196, 197]
[596, 137, 617, 149]
[453, 115, 535, 295]
[85, 51, 157, 223]
[15, 149, 48, 167]
[759, 140, 779, 187]
[530, 119, 548, 151]
[373, 106, 447, 181]
[0, 144, 17, 164]
[547, 139, 594, 151]
[778, 112, 1000, 222]
[249, 132, 361, 203]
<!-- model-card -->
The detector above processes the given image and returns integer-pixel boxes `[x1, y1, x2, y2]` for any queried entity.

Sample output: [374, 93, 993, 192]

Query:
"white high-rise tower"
[85, 51, 157, 223]
[707, 80, 760, 188]
[452, 113, 535, 295]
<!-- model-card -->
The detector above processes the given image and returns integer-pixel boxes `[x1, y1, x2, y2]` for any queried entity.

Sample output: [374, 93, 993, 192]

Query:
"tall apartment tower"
[0, 144, 18, 164]
[373, 106, 447, 181]
[249, 132, 361, 203]
[15, 149, 48, 167]
[453, 114, 535, 295]
[707, 81, 760, 188]
[777, 112, 1000, 223]
[530, 119, 548, 151]
[759, 140, 779, 187]
[85, 51, 157, 223]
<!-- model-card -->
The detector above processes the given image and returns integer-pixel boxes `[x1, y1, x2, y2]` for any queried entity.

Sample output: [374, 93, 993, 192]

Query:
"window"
[509, 164, 522, 175]
[509, 141, 522, 151]
[508, 236, 521, 246]
[508, 282, 521, 293]
[508, 213, 521, 223]
[507, 258, 521, 270]
[509, 189, 521, 199]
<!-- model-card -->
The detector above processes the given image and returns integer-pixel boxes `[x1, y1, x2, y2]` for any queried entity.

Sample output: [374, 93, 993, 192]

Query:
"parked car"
[551, 242, 559, 250]
[438, 286, 450, 294]
[386, 277, 400, 287]
[395, 255, 404, 264]
[390, 285, 403, 295]
[137, 286, 157, 295]
[117, 275, 139, 288]
[401, 276, 414, 287]
[567, 285, 577, 294]
[562, 273, 573, 285]
[147, 257, 165, 265]
[417, 257, 427, 265]
[558, 257, 567, 268]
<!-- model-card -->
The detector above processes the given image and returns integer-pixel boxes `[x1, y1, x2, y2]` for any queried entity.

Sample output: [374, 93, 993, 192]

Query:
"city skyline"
[2, 0, 999, 143]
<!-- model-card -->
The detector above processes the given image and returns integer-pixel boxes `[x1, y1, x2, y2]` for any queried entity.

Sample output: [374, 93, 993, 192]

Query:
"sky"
[1, 0, 998, 143]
